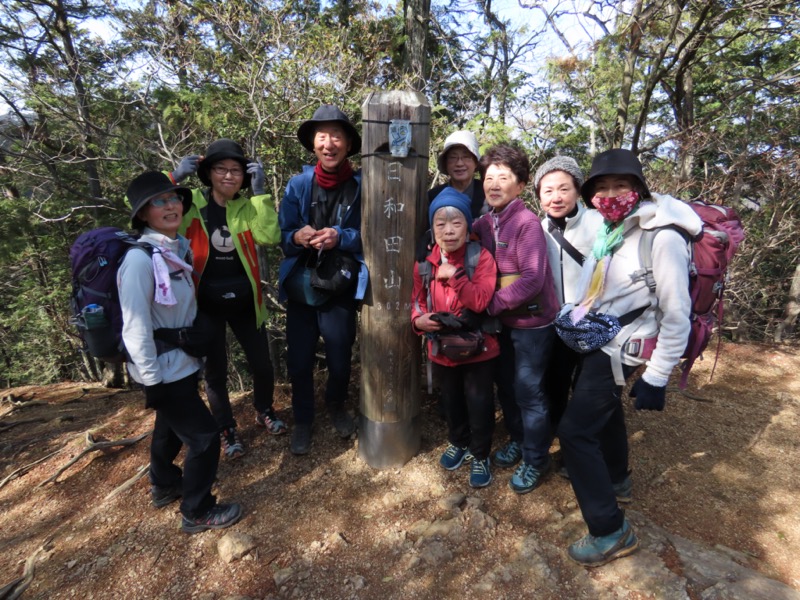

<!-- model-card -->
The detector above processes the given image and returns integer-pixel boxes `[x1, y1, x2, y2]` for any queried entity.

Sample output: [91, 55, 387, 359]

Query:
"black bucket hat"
[581, 148, 651, 202]
[127, 171, 193, 230]
[297, 105, 361, 157]
[197, 138, 252, 189]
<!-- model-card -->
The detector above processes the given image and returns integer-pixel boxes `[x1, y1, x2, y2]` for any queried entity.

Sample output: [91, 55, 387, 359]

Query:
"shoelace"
[444, 445, 465, 458]
[515, 463, 538, 483]
[472, 460, 489, 474]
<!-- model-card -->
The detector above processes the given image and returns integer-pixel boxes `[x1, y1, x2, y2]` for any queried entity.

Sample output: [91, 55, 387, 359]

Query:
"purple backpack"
[69, 227, 150, 362]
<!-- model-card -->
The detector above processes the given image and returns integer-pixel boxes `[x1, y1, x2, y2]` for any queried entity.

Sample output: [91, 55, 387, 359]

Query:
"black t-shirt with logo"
[198, 198, 252, 311]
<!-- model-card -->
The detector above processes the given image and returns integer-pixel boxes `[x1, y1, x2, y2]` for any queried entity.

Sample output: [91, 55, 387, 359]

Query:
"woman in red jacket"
[411, 188, 499, 488]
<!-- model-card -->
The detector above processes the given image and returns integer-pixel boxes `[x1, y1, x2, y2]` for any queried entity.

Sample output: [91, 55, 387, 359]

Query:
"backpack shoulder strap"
[547, 220, 585, 266]
[464, 241, 482, 279]
[634, 226, 692, 292]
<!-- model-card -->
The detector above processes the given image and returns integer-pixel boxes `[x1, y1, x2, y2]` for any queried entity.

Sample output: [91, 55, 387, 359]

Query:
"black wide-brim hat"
[297, 105, 361, 157]
[127, 171, 193, 229]
[581, 148, 651, 202]
[197, 138, 252, 189]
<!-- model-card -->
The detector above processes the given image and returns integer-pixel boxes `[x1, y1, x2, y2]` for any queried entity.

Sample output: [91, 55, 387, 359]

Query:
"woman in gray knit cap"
[534, 156, 603, 437]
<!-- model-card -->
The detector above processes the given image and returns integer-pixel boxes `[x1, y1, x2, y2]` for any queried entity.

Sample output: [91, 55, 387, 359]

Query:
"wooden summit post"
[359, 91, 430, 468]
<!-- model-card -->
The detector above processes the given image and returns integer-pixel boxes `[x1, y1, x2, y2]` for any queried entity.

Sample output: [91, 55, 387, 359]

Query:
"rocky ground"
[1, 341, 799, 599]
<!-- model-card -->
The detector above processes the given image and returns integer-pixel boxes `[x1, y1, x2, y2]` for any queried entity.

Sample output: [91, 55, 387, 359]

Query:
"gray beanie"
[534, 156, 584, 194]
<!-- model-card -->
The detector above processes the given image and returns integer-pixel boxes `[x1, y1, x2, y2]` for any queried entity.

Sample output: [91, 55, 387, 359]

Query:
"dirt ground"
[0, 340, 798, 599]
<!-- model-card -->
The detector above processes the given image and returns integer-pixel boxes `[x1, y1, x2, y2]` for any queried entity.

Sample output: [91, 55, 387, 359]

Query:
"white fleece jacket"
[117, 229, 202, 387]
[579, 193, 703, 387]
[543, 202, 605, 305]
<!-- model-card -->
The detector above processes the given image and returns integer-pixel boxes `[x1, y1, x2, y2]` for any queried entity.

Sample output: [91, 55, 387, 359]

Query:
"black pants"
[203, 306, 275, 430]
[544, 336, 580, 431]
[557, 350, 635, 537]
[286, 295, 357, 425]
[148, 372, 220, 519]
[435, 359, 495, 461]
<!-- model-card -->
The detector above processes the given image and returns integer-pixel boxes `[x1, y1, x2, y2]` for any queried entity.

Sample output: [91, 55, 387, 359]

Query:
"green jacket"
[179, 188, 280, 327]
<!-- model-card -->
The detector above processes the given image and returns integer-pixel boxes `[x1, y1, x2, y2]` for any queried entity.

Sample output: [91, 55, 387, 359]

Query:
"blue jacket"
[277, 165, 369, 302]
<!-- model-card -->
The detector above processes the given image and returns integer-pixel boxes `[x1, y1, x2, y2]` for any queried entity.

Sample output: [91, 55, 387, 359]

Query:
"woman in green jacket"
[172, 138, 281, 459]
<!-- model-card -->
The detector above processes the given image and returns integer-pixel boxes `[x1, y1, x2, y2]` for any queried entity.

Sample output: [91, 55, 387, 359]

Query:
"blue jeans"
[286, 295, 357, 425]
[557, 350, 635, 537]
[500, 325, 555, 468]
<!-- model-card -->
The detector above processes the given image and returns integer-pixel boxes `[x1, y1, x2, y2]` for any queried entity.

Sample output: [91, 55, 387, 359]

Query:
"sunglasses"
[149, 195, 183, 208]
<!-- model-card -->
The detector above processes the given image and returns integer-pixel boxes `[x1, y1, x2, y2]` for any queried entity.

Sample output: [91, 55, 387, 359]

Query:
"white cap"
[437, 131, 480, 173]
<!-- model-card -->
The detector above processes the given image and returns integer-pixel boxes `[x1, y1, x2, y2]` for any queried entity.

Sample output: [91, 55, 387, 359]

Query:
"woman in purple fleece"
[472, 143, 559, 494]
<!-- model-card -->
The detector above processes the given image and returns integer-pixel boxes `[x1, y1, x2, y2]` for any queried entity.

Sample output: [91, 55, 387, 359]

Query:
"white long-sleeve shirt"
[117, 229, 202, 386]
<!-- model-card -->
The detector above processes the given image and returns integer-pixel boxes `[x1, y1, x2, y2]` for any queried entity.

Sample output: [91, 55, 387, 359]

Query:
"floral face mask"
[591, 190, 640, 222]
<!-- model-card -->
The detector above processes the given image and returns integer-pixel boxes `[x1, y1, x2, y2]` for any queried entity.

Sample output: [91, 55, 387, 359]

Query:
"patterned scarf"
[152, 248, 194, 306]
[571, 192, 640, 323]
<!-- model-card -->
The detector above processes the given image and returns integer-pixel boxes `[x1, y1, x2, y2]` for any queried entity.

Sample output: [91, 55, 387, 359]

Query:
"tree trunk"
[403, 0, 431, 90]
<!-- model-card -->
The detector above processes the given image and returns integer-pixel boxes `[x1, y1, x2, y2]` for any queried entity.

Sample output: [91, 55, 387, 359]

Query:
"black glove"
[143, 383, 170, 408]
[630, 377, 666, 411]
[430, 311, 464, 330]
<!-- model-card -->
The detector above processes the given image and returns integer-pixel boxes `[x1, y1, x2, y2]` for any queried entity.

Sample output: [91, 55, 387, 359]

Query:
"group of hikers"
[120, 103, 701, 567]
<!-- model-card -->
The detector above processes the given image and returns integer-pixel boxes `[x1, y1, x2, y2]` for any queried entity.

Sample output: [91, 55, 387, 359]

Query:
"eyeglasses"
[211, 165, 244, 177]
[149, 195, 183, 208]
[446, 153, 474, 164]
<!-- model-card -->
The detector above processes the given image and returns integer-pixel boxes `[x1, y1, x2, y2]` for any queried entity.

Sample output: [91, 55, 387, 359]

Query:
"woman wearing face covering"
[556, 149, 702, 567]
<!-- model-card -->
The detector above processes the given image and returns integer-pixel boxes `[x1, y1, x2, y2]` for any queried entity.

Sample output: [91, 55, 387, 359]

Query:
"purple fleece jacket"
[473, 198, 558, 329]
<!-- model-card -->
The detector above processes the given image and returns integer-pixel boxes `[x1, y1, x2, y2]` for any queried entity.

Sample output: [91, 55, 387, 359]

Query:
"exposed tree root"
[0, 449, 64, 491]
[0, 538, 51, 600]
[104, 463, 150, 501]
[37, 431, 151, 488]
[0, 418, 47, 433]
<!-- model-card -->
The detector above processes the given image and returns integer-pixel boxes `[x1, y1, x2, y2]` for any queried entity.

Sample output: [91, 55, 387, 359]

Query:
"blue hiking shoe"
[439, 445, 471, 471]
[509, 460, 550, 494]
[493, 440, 522, 468]
[567, 519, 639, 567]
[469, 457, 493, 488]
[612, 475, 633, 504]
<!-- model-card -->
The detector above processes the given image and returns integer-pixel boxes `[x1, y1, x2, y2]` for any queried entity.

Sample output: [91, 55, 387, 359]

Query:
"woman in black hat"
[555, 148, 702, 566]
[170, 138, 282, 460]
[277, 105, 369, 455]
[119, 171, 242, 533]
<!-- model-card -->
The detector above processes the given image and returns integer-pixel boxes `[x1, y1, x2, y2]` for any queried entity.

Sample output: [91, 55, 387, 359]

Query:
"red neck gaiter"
[315, 160, 354, 190]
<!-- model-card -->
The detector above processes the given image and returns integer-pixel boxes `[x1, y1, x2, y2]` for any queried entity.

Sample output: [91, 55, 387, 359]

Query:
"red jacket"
[411, 243, 500, 367]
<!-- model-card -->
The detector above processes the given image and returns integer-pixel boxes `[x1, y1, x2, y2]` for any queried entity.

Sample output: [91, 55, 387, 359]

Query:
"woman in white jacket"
[556, 149, 702, 567]
[119, 171, 242, 534]
[536, 156, 603, 434]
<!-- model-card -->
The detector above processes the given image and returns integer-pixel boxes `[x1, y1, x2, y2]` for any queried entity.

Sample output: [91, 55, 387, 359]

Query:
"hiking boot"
[220, 427, 245, 459]
[469, 457, 493, 488]
[509, 460, 551, 494]
[567, 519, 639, 567]
[255, 409, 287, 435]
[439, 445, 471, 471]
[329, 407, 356, 438]
[151, 484, 181, 508]
[613, 475, 633, 504]
[290, 423, 313, 455]
[493, 440, 522, 468]
[181, 503, 243, 534]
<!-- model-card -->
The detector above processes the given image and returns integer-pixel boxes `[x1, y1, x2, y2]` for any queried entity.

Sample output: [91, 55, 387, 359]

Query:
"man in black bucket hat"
[168, 139, 282, 461]
[278, 105, 368, 455]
